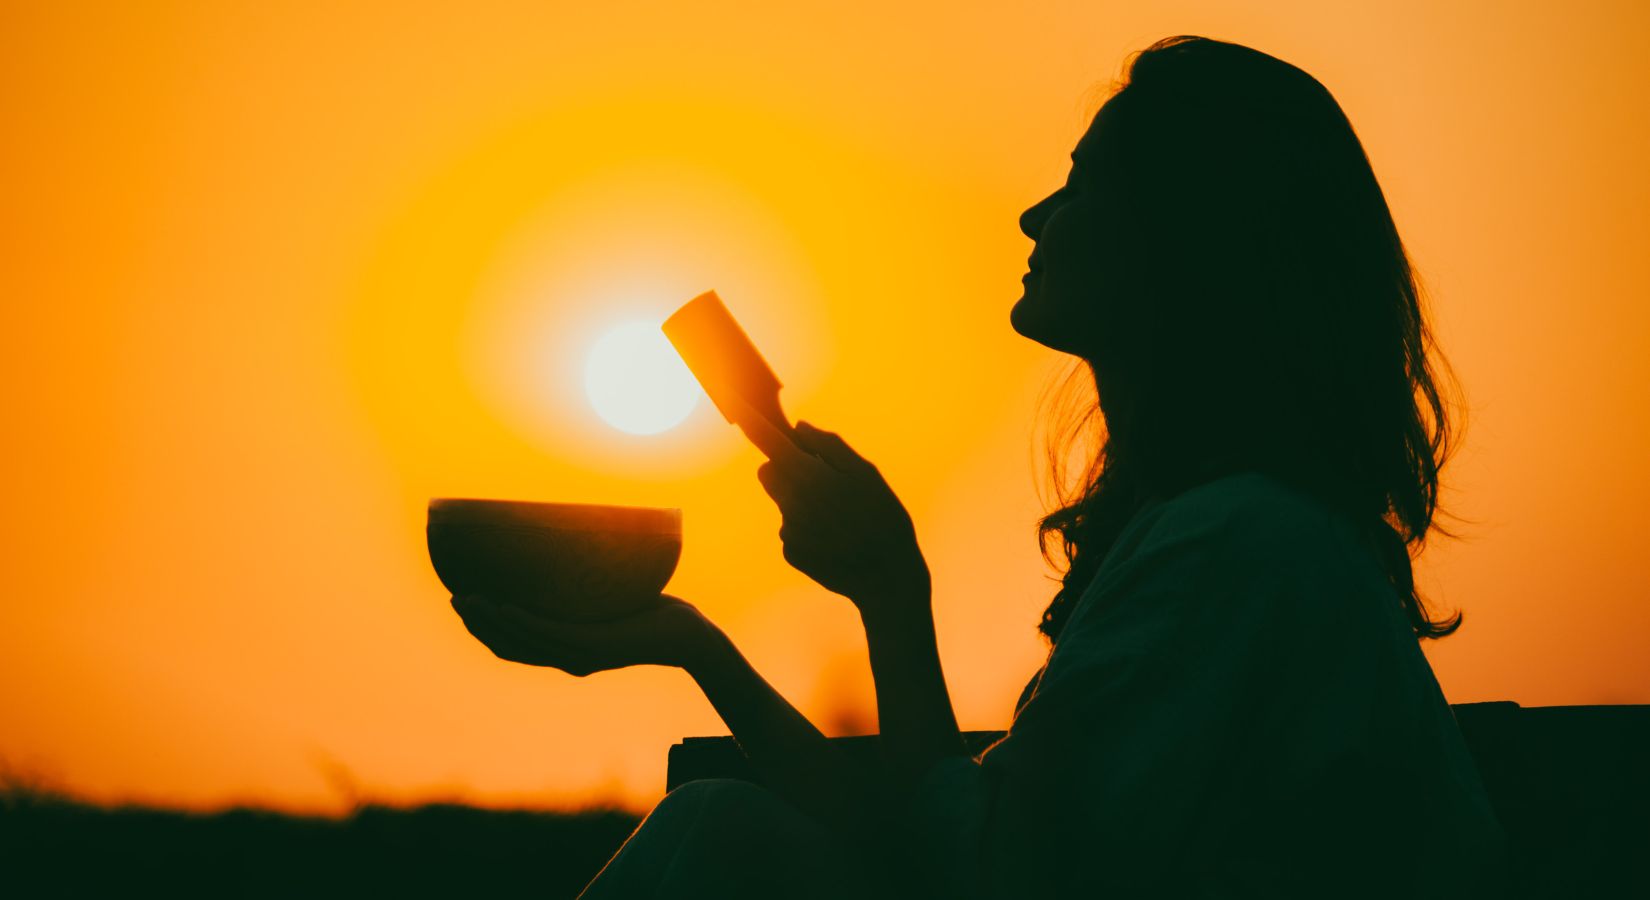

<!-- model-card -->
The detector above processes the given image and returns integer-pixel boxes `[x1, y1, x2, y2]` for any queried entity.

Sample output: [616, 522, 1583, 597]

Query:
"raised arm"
[854, 576, 967, 783]
[732, 404, 966, 785]
[679, 617, 875, 828]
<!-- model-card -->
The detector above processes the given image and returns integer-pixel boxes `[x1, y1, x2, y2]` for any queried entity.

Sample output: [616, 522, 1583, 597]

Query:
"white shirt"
[906, 471, 1505, 898]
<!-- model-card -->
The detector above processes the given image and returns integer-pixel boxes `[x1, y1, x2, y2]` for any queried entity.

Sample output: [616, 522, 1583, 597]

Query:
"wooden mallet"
[661, 289, 804, 459]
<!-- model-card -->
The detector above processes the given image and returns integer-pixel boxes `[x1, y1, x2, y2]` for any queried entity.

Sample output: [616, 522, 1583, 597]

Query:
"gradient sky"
[3, 0, 1647, 813]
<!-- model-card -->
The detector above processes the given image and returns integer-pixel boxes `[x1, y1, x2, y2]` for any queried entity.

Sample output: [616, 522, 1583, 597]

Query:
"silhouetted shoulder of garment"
[906, 471, 1506, 899]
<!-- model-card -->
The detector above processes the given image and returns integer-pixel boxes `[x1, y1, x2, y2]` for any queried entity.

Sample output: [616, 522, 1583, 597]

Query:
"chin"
[1012, 295, 1092, 358]
[1011, 294, 1057, 347]
[1010, 295, 1030, 336]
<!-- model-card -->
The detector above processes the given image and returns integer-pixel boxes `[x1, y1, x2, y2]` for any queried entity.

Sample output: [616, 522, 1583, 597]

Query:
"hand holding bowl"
[427, 499, 681, 623]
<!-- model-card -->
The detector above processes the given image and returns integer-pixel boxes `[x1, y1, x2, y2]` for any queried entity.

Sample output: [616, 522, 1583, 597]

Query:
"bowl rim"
[428, 498, 682, 535]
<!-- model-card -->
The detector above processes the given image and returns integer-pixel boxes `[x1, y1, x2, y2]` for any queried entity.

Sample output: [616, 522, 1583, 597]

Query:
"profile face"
[1012, 107, 1113, 358]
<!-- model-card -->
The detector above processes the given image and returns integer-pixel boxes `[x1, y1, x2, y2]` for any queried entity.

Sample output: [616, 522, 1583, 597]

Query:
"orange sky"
[3, 1, 1647, 814]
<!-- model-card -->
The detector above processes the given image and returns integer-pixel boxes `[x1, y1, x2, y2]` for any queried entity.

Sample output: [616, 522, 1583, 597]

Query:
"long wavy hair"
[1034, 36, 1463, 643]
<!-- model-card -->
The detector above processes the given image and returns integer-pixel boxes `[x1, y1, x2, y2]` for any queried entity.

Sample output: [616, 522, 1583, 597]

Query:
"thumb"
[794, 421, 872, 472]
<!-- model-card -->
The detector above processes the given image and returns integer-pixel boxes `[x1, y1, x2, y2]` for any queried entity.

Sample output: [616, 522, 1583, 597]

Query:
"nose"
[1020, 190, 1058, 241]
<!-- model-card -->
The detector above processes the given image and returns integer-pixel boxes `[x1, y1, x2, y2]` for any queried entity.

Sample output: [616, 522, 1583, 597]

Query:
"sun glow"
[583, 320, 701, 435]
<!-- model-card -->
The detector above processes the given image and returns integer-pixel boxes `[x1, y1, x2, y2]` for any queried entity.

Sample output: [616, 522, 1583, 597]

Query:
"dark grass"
[8, 704, 1647, 896]
[0, 787, 641, 898]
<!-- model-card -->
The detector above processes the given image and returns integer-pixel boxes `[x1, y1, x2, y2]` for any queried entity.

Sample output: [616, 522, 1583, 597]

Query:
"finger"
[451, 596, 545, 664]
[453, 596, 539, 658]
[462, 598, 606, 674]
[756, 461, 801, 508]
[780, 539, 825, 574]
[793, 421, 874, 473]
[492, 600, 576, 638]
[777, 519, 828, 546]
[492, 602, 617, 653]
[725, 394, 812, 466]
[456, 596, 589, 662]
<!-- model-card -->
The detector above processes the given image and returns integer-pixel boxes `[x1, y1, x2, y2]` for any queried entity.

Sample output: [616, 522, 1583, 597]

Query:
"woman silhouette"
[452, 36, 1506, 898]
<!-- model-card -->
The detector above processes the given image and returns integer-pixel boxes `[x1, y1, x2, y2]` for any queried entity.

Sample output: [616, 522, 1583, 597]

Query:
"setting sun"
[584, 320, 701, 434]
[3, 0, 1647, 833]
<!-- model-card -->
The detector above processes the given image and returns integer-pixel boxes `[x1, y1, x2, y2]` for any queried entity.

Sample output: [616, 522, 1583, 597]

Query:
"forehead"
[1071, 101, 1115, 167]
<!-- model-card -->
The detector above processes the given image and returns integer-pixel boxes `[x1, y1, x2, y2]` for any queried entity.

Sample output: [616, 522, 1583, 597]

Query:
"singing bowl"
[427, 499, 682, 622]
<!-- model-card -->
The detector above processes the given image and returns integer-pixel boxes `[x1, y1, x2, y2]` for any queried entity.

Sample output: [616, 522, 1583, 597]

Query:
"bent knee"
[658, 777, 775, 814]
[654, 778, 823, 834]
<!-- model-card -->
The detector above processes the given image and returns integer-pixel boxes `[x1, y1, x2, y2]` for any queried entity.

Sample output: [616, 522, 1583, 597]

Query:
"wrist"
[854, 569, 932, 629]
[681, 620, 738, 681]
[858, 598, 937, 657]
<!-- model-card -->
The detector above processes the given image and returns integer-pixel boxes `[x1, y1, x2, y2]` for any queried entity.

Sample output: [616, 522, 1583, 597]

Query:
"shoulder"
[1169, 470, 1341, 531]
[1066, 471, 1381, 638]
[1125, 471, 1357, 568]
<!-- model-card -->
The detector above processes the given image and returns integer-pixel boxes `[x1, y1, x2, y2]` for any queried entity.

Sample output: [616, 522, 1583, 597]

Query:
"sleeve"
[904, 492, 1343, 897]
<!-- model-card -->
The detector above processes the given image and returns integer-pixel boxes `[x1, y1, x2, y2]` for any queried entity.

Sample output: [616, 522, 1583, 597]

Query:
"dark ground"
[0, 788, 640, 898]
[6, 703, 1646, 897]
